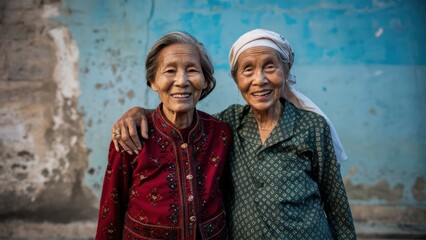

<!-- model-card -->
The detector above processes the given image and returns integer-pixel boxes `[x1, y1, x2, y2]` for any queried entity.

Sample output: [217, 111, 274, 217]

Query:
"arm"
[96, 142, 132, 239]
[112, 107, 154, 154]
[315, 122, 356, 240]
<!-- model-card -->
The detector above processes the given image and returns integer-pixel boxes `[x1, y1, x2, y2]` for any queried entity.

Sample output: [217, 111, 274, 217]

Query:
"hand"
[111, 107, 148, 155]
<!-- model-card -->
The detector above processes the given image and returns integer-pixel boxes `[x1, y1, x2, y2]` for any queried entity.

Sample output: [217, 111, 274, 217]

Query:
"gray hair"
[145, 31, 216, 101]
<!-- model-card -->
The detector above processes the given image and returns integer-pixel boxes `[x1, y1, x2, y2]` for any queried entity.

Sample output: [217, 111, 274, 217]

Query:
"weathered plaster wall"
[0, 0, 97, 221]
[58, 0, 426, 224]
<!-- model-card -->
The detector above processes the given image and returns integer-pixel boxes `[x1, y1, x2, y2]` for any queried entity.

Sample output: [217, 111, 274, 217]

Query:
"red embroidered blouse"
[96, 106, 232, 240]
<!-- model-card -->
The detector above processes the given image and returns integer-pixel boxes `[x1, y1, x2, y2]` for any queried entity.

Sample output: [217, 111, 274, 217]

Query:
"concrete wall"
[0, 0, 425, 237]
[0, 0, 97, 222]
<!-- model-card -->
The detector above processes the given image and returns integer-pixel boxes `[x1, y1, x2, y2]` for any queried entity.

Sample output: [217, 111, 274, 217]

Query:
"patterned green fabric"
[216, 98, 356, 240]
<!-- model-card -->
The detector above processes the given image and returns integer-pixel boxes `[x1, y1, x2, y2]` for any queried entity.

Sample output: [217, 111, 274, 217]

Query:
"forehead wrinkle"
[238, 48, 280, 67]
[159, 52, 200, 68]
[159, 43, 200, 64]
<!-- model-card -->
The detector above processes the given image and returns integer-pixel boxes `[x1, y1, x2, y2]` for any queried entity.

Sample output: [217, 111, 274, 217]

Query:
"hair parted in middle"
[145, 31, 216, 101]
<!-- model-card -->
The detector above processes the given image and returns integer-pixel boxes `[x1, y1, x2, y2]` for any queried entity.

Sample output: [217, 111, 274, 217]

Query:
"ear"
[202, 79, 208, 90]
[150, 81, 159, 92]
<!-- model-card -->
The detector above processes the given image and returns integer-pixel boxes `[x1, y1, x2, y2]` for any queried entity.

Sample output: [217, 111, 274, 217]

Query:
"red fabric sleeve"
[96, 142, 132, 240]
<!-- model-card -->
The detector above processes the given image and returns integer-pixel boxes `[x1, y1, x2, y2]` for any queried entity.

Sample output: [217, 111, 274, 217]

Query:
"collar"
[151, 104, 204, 143]
[238, 98, 296, 148]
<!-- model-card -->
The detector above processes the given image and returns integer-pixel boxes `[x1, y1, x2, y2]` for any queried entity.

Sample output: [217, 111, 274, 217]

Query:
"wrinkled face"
[151, 43, 207, 116]
[235, 46, 287, 112]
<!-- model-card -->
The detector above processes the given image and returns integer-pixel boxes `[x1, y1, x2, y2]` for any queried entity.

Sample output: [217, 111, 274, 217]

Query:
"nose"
[175, 70, 189, 87]
[252, 69, 267, 85]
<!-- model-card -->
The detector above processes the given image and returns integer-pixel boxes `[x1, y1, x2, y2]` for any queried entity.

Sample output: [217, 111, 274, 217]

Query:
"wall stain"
[17, 150, 34, 161]
[127, 90, 134, 99]
[111, 64, 117, 75]
[88, 168, 95, 175]
[345, 179, 403, 204]
[41, 168, 49, 177]
[368, 108, 377, 115]
[411, 177, 425, 202]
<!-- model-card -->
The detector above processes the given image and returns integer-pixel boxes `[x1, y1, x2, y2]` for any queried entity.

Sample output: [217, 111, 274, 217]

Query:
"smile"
[252, 90, 272, 97]
[171, 93, 192, 98]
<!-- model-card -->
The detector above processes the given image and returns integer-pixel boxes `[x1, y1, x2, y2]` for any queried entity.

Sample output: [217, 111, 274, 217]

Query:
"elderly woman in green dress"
[111, 29, 356, 239]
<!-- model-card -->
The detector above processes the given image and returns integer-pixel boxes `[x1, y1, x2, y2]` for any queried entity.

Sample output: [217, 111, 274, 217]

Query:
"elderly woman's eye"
[266, 64, 275, 69]
[243, 67, 253, 73]
[164, 69, 175, 74]
[188, 68, 199, 73]
[264, 64, 277, 72]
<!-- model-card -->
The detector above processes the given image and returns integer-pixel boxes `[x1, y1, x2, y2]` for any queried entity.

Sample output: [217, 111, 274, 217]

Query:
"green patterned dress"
[216, 98, 356, 240]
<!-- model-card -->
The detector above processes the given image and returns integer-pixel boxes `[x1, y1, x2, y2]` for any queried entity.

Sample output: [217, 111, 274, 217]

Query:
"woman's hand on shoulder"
[111, 107, 148, 155]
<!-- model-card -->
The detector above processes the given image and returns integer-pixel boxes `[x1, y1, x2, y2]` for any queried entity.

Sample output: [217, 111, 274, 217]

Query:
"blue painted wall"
[59, 0, 426, 208]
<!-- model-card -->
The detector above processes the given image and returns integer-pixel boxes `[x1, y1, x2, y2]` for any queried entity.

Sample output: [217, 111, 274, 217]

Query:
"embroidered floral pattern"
[129, 185, 139, 200]
[135, 170, 148, 185]
[147, 187, 162, 206]
[209, 154, 220, 166]
[101, 205, 109, 218]
[102, 222, 117, 237]
[135, 210, 148, 223]
[110, 188, 119, 203]
[124, 214, 179, 240]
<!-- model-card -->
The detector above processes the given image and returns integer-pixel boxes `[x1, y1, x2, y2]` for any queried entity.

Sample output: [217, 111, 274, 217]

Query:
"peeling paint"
[375, 27, 383, 37]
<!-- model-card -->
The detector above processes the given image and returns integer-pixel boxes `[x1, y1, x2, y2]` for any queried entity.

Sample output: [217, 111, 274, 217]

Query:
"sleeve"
[314, 121, 356, 240]
[96, 141, 132, 240]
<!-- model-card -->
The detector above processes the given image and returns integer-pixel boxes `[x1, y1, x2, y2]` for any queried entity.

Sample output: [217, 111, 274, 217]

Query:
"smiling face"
[235, 46, 288, 112]
[150, 43, 207, 121]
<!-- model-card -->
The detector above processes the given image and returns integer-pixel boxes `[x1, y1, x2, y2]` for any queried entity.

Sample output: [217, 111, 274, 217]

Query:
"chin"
[249, 101, 278, 112]
[171, 104, 196, 113]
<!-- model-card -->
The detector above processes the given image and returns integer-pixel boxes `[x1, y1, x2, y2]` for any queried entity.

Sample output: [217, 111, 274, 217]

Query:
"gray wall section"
[0, 0, 425, 233]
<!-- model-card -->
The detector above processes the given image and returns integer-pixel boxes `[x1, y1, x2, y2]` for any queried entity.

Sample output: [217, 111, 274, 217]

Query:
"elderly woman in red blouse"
[95, 32, 232, 240]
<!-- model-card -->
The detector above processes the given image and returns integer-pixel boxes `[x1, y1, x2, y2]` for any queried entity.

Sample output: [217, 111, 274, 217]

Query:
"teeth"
[252, 90, 272, 96]
[172, 93, 191, 98]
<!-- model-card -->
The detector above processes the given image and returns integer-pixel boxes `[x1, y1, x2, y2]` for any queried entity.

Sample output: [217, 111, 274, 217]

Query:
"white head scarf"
[229, 29, 348, 163]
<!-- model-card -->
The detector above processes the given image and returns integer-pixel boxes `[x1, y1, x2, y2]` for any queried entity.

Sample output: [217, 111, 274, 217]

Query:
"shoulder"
[215, 104, 249, 128]
[286, 101, 329, 132]
[287, 100, 327, 123]
[197, 110, 232, 133]
[219, 104, 247, 117]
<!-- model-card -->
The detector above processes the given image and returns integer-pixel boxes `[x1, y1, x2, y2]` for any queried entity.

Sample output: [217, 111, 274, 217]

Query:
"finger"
[127, 120, 141, 154]
[111, 125, 121, 152]
[112, 136, 120, 152]
[119, 124, 138, 155]
[116, 137, 134, 155]
[140, 114, 149, 140]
